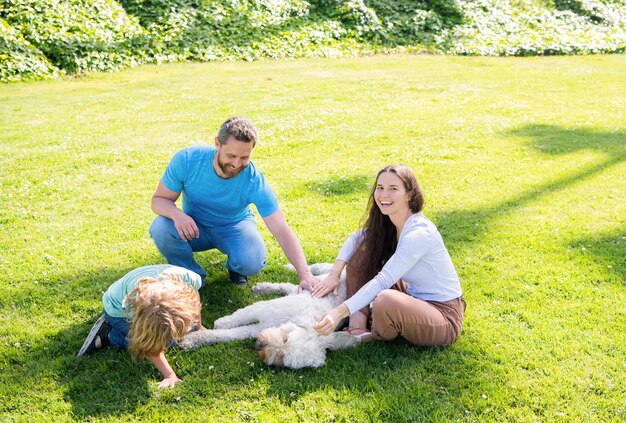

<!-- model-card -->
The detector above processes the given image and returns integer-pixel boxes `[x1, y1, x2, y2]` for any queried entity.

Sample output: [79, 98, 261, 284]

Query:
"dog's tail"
[252, 282, 299, 296]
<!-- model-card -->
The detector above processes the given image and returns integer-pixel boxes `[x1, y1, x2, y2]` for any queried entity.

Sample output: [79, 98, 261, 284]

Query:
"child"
[77, 264, 204, 388]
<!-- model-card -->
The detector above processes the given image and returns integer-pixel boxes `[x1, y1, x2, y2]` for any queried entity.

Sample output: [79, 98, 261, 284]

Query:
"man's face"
[213, 136, 254, 178]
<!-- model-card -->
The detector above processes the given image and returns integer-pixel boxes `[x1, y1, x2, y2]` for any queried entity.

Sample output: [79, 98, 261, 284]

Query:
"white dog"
[179, 263, 361, 368]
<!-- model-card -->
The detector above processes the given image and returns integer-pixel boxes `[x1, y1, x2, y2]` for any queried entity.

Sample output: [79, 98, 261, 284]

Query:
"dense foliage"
[1, 0, 625, 81]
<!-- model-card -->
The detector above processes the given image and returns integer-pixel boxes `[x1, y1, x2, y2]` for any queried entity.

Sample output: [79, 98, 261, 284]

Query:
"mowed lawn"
[0, 54, 624, 422]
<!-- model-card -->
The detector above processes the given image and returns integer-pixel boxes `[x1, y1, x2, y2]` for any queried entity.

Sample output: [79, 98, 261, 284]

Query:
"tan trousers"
[346, 259, 466, 346]
[371, 291, 465, 346]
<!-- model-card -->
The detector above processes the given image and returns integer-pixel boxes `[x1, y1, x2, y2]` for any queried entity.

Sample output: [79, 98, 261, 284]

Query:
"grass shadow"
[59, 123, 626, 418]
[305, 175, 371, 197]
[255, 336, 489, 418]
[437, 124, 626, 251]
[0, 257, 297, 419]
[569, 228, 626, 285]
[507, 123, 625, 155]
[5, 124, 623, 419]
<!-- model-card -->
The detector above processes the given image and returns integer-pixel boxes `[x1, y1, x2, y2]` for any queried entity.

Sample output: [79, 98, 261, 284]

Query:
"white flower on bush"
[249, 0, 309, 28]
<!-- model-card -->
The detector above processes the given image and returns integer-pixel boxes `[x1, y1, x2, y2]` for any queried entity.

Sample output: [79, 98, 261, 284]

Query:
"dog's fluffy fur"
[255, 322, 358, 369]
[179, 263, 360, 368]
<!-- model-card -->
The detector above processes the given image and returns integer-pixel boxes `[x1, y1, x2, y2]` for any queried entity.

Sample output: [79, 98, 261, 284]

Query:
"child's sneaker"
[76, 315, 112, 357]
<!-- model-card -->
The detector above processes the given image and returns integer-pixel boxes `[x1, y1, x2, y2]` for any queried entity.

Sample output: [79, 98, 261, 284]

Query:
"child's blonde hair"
[125, 274, 201, 358]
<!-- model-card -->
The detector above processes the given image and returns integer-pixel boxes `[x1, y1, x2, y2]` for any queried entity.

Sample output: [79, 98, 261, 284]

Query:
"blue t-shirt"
[102, 265, 203, 318]
[161, 145, 279, 228]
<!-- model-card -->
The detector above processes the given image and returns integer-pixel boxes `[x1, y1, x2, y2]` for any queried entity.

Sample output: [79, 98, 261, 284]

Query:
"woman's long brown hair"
[348, 164, 425, 289]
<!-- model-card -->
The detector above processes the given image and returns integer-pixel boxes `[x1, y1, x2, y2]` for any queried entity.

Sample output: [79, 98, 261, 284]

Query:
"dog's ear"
[255, 333, 269, 351]
[256, 337, 285, 367]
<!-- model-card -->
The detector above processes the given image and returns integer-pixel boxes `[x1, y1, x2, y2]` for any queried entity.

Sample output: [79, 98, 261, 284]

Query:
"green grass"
[1, 54, 625, 422]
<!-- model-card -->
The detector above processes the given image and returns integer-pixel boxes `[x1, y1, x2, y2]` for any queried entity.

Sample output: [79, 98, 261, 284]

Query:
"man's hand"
[298, 274, 319, 293]
[173, 212, 199, 241]
[151, 181, 198, 241]
[157, 374, 183, 388]
[314, 304, 349, 336]
[311, 274, 340, 298]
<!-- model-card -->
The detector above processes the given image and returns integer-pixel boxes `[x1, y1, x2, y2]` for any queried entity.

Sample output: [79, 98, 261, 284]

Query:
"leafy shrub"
[1, 0, 625, 82]
[361, 0, 463, 45]
[0, 19, 59, 82]
[115, 0, 362, 63]
[441, 0, 626, 56]
[2, 0, 149, 73]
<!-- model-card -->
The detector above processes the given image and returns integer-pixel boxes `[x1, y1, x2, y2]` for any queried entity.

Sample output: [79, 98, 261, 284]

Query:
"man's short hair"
[217, 116, 258, 146]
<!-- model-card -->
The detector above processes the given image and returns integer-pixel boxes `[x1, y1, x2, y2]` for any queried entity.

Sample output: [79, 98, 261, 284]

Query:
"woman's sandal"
[342, 326, 374, 342]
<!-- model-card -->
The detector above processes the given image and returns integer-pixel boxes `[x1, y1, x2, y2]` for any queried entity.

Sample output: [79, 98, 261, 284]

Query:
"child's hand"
[157, 375, 183, 388]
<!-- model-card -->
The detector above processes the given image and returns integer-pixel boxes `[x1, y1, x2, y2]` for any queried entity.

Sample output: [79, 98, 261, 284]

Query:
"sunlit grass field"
[0, 54, 624, 422]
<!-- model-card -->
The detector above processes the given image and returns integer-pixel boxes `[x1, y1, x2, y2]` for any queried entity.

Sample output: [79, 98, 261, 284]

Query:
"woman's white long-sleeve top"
[340, 212, 462, 315]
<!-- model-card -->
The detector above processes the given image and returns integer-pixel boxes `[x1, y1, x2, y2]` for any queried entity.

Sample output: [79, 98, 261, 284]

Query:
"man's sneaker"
[228, 270, 248, 286]
[76, 315, 112, 357]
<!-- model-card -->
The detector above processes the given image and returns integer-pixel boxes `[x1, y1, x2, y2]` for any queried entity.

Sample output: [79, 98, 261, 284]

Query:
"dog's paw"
[309, 263, 333, 276]
[213, 316, 231, 329]
[283, 264, 296, 272]
[179, 329, 219, 349]
[329, 331, 361, 350]
[179, 332, 200, 350]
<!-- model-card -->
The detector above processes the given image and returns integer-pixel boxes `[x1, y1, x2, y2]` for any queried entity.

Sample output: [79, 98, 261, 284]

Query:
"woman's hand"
[314, 304, 350, 336]
[311, 274, 340, 298]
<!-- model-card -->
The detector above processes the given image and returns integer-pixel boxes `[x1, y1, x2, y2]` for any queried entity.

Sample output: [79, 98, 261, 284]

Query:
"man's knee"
[228, 250, 266, 276]
[150, 216, 178, 245]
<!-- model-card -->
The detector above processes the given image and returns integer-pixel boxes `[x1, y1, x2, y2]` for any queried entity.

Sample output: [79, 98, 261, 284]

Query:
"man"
[150, 116, 318, 291]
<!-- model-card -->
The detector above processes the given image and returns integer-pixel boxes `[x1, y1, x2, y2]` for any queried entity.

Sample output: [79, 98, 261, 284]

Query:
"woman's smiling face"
[374, 171, 410, 216]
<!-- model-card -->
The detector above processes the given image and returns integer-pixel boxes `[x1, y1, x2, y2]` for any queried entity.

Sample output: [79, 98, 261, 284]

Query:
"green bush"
[362, 0, 463, 45]
[441, 0, 626, 56]
[1, 0, 625, 81]
[117, 0, 361, 63]
[0, 19, 58, 82]
[2, 0, 149, 73]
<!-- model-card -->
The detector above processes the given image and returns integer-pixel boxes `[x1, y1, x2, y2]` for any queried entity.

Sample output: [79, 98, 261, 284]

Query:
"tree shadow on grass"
[508, 124, 625, 155]
[0, 253, 289, 419]
[436, 124, 626, 251]
[256, 124, 626, 417]
[305, 175, 371, 197]
[569, 228, 626, 285]
[7, 125, 624, 419]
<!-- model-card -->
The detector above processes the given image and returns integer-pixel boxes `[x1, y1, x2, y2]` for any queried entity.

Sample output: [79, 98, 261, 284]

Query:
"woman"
[313, 165, 465, 345]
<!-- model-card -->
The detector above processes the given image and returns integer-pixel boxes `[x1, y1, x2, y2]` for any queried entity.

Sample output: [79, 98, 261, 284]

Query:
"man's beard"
[216, 151, 244, 178]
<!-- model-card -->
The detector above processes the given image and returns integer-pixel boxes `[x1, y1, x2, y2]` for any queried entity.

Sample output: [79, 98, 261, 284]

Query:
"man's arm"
[263, 209, 318, 292]
[151, 181, 199, 241]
